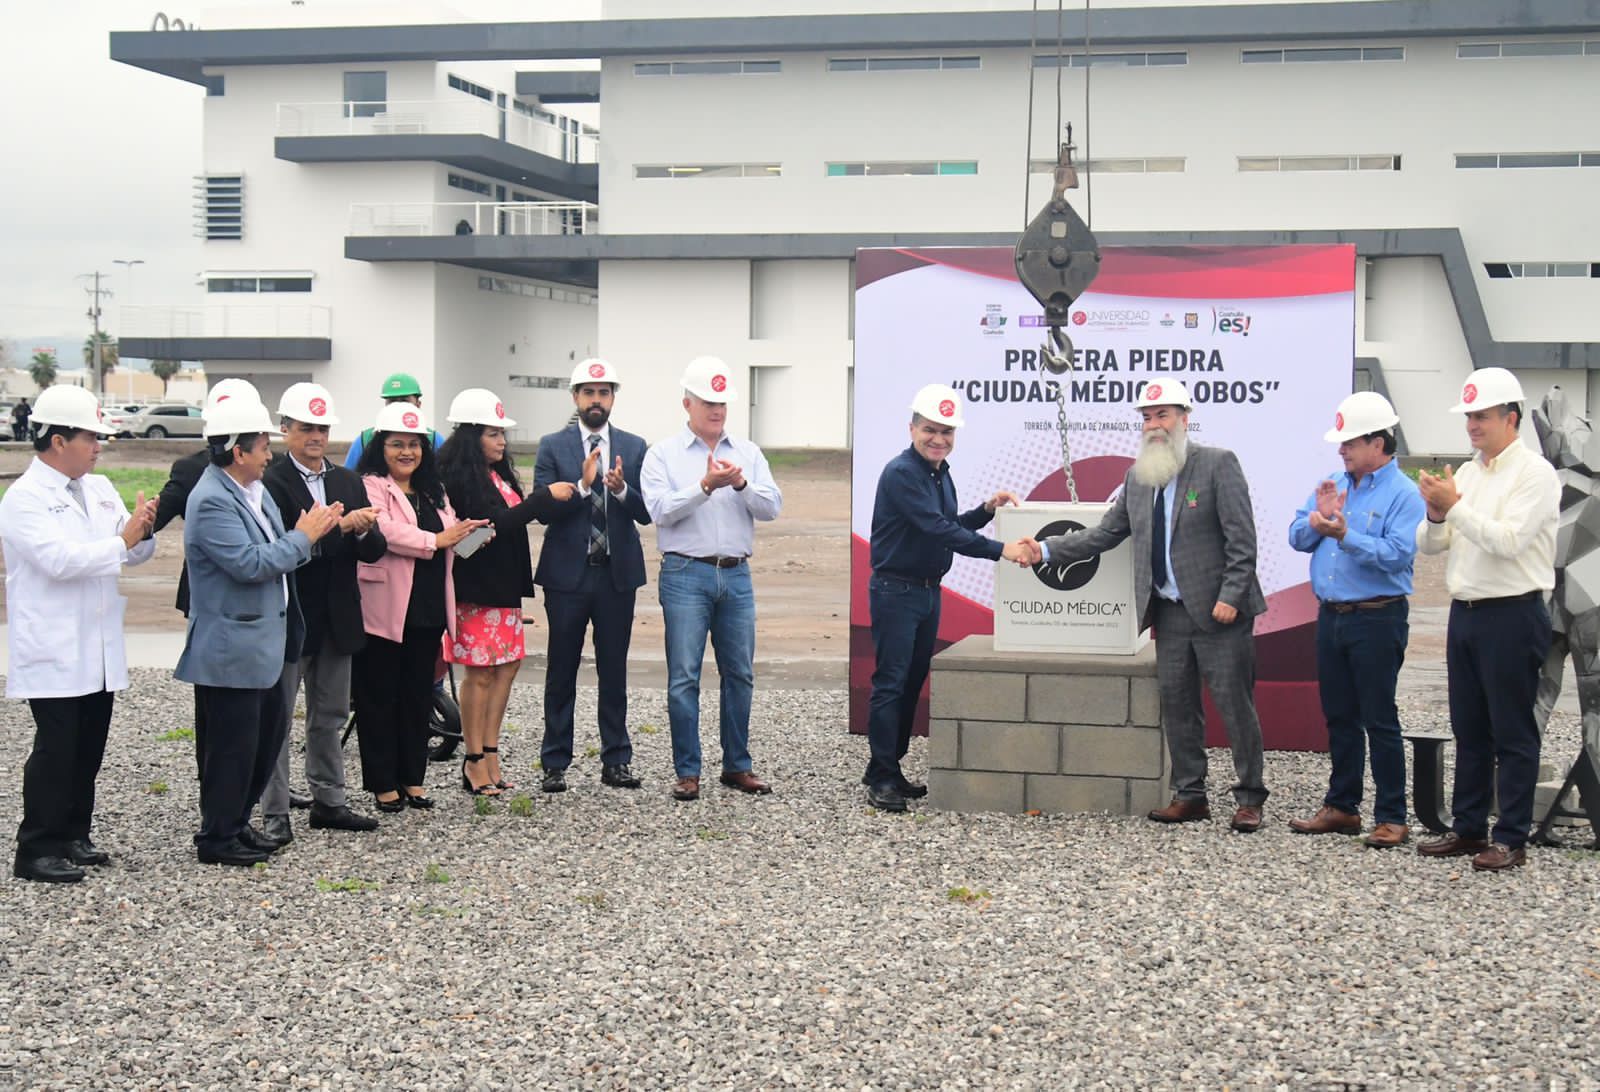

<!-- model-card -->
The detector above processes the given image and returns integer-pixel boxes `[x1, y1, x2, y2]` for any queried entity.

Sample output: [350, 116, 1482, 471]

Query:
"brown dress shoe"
[1230, 805, 1263, 833]
[1288, 805, 1361, 836]
[672, 776, 700, 801]
[1147, 797, 1211, 823]
[1471, 843, 1527, 871]
[720, 770, 772, 795]
[1417, 832, 1490, 858]
[1363, 822, 1410, 848]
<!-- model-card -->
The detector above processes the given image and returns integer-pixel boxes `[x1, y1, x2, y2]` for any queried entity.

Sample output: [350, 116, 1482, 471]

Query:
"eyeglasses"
[384, 438, 423, 451]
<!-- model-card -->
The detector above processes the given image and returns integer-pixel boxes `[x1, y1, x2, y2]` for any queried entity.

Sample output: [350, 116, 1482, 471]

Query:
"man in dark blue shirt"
[864, 384, 1031, 812]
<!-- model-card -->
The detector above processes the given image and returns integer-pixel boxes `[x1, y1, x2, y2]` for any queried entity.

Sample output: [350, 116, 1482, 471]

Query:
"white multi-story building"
[112, 0, 1600, 453]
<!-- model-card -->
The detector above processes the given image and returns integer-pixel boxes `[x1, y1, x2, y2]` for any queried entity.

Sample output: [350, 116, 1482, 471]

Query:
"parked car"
[107, 403, 206, 439]
[0, 403, 15, 441]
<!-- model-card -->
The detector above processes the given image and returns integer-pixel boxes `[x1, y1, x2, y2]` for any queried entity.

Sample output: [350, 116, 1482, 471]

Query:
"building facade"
[112, 0, 1600, 453]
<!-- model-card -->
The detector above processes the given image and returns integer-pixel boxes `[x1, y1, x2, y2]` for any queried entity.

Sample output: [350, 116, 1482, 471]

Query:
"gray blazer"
[175, 464, 312, 689]
[1040, 442, 1267, 633]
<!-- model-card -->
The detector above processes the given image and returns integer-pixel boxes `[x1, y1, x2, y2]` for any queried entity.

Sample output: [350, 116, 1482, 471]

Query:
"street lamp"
[112, 259, 145, 398]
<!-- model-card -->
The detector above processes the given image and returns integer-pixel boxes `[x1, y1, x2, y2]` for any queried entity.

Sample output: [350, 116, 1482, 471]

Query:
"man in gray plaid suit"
[1021, 379, 1270, 831]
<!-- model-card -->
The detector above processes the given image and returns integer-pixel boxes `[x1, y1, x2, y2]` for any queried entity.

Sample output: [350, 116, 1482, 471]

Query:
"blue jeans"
[865, 574, 941, 789]
[658, 555, 756, 778]
[1317, 600, 1409, 824]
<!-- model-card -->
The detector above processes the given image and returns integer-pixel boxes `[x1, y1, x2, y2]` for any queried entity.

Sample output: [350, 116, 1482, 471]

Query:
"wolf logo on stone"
[1030, 519, 1100, 591]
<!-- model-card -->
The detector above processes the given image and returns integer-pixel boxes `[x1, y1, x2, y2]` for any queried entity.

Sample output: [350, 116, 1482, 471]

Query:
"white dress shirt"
[641, 426, 783, 557]
[290, 453, 328, 507]
[1417, 437, 1558, 600]
[575, 422, 629, 502]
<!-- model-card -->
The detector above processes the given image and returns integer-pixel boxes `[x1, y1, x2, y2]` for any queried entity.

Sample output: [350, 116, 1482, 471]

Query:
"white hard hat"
[374, 402, 430, 436]
[1449, 367, 1525, 413]
[445, 388, 516, 428]
[31, 385, 116, 435]
[204, 397, 275, 441]
[571, 358, 621, 389]
[1135, 379, 1193, 411]
[1325, 391, 1399, 443]
[909, 383, 966, 429]
[681, 356, 735, 403]
[203, 378, 262, 416]
[277, 382, 340, 426]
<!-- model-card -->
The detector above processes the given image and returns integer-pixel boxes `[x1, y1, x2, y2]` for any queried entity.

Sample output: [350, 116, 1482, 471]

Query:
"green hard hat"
[381, 372, 423, 399]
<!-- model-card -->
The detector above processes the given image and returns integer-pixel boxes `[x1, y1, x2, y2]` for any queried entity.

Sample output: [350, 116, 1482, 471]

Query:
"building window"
[1458, 40, 1597, 59]
[206, 274, 314, 293]
[481, 277, 595, 305]
[508, 375, 567, 389]
[194, 175, 243, 240]
[826, 161, 978, 176]
[633, 163, 781, 178]
[1456, 152, 1599, 169]
[1242, 46, 1403, 63]
[828, 56, 980, 71]
[447, 74, 494, 101]
[447, 172, 493, 195]
[1485, 262, 1599, 279]
[633, 59, 781, 76]
[1033, 51, 1186, 68]
[1238, 154, 1400, 171]
[1030, 157, 1185, 174]
[343, 71, 387, 118]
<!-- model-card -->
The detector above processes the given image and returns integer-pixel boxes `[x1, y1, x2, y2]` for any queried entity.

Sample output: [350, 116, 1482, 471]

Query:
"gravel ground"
[2, 670, 1598, 1091]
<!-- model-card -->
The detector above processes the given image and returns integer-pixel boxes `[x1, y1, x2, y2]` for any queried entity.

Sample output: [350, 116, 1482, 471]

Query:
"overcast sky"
[0, 0, 596, 351]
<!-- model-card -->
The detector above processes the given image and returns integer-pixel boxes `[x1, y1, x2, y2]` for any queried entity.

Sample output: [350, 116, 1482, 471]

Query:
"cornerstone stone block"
[1130, 677, 1162, 727]
[927, 718, 959, 770]
[1027, 674, 1128, 725]
[960, 721, 1059, 774]
[1061, 723, 1164, 778]
[1025, 774, 1129, 815]
[928, 671, 1026, 722]
[928, 769, 1026, 814]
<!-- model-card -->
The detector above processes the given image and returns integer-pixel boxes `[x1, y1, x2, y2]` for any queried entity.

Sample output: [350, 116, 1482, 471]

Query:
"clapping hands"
[120, 491, 159, 549]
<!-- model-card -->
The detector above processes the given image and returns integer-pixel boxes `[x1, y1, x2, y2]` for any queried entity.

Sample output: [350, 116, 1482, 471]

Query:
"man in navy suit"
[534, 359, 652, 792]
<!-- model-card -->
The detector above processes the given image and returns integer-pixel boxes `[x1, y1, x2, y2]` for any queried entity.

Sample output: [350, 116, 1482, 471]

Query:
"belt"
[586, 553, 611, 566]
[668, 552, 746, 569]
[1323, 595, 1405, 614]
[1455, 590, 1540, 608]
[875, 572, 940, 589]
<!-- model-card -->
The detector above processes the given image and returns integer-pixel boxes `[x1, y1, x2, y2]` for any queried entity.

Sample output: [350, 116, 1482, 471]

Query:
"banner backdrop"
[850, 244, 1357, 750]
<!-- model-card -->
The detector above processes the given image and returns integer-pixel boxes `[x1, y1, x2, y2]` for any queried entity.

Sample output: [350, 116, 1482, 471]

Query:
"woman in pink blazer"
[352, 404, 489, 813]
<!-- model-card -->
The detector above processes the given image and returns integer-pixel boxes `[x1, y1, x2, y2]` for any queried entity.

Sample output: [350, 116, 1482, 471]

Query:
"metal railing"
[120, 305, 332, 339]
[276, 100, 599, 164]
[348, 200, 596, 237]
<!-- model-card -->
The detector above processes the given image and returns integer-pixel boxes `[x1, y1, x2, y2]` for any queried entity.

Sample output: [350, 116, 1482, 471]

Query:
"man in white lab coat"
[1, 386, 157, 883]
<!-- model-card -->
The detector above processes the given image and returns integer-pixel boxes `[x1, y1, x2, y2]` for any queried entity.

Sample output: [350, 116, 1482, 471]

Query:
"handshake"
[1002, 537, 1043, 567]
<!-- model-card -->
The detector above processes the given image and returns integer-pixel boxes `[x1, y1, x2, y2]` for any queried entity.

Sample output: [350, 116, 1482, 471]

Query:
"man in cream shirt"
[1416, 367, 1559, 872]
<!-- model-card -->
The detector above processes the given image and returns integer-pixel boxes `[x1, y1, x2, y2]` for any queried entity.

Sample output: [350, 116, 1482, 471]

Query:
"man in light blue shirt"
[1287, 392, 1425, 848]
[640, 356, 783, 802]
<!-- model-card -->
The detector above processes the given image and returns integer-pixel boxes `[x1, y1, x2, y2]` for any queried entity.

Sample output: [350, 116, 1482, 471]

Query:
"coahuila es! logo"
[1213, 307, 1252, 336]
[979, 304, 1008, 335]
[1030, 519, 1100, 591]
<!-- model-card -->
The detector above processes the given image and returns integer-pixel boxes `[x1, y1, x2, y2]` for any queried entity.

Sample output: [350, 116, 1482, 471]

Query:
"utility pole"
[78, 272, 114, 394]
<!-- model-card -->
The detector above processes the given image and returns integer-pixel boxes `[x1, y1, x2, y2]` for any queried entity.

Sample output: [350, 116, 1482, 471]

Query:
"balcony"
[348, 200, 596, 237]
[275, 100, 598, 201]
[118, 305, 332, 361]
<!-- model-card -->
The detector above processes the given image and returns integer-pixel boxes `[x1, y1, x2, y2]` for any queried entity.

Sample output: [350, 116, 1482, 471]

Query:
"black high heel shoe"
[401, 788, 435, 810]
[483, 745, 515, 791]
[373, 791, 405, 814]
[460, 754, 500, 796]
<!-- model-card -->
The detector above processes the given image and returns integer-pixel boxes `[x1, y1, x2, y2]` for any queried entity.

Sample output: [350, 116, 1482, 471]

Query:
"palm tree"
[151, 358, 183, 394]
[28, 349, 58, 390]
[82, 331, 119, 391]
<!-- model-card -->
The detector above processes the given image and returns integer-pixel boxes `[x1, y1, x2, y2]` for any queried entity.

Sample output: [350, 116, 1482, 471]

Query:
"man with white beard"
[1020, 380, 1270, 831]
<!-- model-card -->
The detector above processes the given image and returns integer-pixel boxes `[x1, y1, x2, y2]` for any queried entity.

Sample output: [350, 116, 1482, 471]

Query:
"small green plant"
[424, 863, 451, 884]
[637, 723, 659, 736]
[506, 793, 534, 817]
[947, 886, 992, 904]
[157, 727, 196, 742]
[473, 795, 495, 817]
[316, 876, 379, 893]
[147, 780, 169, 795]
[583, 745, 600, 759]
[253, 861, 269, 872]
[696, 828, 729, 841]
[576, 892, 608, 910]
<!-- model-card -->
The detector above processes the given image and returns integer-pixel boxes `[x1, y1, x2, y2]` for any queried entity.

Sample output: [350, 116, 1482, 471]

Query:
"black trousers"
[16, 691, 115, 860]
[192, 688, 208, 781]
[352, 625, 442, 793]
[1446, 597, 1551, 848]
[540, 566, 637, 771]
[195, 682, 287, 849]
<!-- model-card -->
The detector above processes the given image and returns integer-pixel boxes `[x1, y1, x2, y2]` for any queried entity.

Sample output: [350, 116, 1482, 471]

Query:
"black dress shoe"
[309, 803, 379, 832]
[601, 764, 642, 789]
[896, 777, 929, 800]
[373, 792, 406, 814]
[541, 768, 568, 794]
[402, 792, 435, 810]
[197, 838, 271, 867]
[238, 825, 285, 853]
[14, 854, 86, 883]
[288, 791, 313, 810]
[65, 839, 111, 866]
[866, 783, 909, 813]
[262, 814, 294, 846]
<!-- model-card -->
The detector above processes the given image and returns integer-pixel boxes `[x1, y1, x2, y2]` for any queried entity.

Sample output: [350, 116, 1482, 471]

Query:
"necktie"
[588, 435, 608, 557]
[1152, 486, 1168, 590]
[66, 478, 88, 515]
